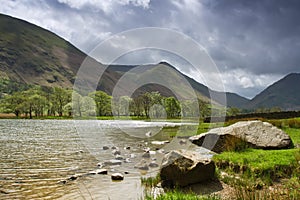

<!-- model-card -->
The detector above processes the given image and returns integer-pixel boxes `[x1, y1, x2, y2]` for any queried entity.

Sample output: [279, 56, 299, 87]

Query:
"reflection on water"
[0, 119, 202, 199]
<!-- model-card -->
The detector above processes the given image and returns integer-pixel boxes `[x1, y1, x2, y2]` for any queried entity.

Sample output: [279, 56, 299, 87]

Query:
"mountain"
[0, 13, 121, 92]
[108, 63, 250, 107]
[0, 14, 248, 107]
[247, 73, 300, 110]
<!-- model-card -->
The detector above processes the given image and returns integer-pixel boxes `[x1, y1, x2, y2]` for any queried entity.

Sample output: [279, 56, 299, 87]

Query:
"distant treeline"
[0, 86, 215, 119]
[205, 111, 300, 123]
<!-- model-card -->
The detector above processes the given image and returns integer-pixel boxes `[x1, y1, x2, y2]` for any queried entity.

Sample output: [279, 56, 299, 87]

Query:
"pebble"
[96, 169, 108, 175]
[142, 151, 151, 158]
[130, 153, 136, 158]
[57, 180, 67, 184]
[149, 161, 159, 168]
[179, 139, 187, 145]
[137, 164, 149, 171]
[112, 150, 121, 155]
[103, 146, 109, 150]
[124, 158, 131, 163]
[115, 155, 124, 160]
[111, 173, 124, 181]
[68, 175, 78, 181]
[149, 150, 156, 155]
[111, 146, 118, 150]
[151, 140, 169, 145]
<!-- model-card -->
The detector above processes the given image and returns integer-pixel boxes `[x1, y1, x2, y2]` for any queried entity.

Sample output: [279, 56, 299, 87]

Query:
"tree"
[72, 91, 83, 117]
[141, 92, 152, 118]
[198, 99, 211, 119]
[130, 96, 144, 117]
[51, 87, 71, 116]
[0, 92, 24, 117]
[164, 96, 181, 118]
[227, 107, 241, 116]
[89, 91, 112, 116]
[118, 96, 132, 116]
[81, 96, 96, 116]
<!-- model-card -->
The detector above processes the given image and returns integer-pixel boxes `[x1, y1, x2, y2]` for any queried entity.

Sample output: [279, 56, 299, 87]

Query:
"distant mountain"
[108, 63, 250, 107]
[0, 13, 248, 108]
[247, 73, 300, 110]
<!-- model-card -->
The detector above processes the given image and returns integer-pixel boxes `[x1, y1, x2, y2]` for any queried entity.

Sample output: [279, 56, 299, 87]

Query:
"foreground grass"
[145, 190, 220, 200]
[214, 149, 299, 174]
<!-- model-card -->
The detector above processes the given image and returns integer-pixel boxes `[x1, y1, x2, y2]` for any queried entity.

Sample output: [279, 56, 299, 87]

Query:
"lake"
[0, 119, 211, 199]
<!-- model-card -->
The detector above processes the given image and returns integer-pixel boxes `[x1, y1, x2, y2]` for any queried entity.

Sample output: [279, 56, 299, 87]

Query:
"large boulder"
[160, 149, 215, 187]
[189, 120, 293, 153]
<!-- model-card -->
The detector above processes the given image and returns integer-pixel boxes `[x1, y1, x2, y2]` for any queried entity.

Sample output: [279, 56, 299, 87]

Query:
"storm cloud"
[1, 0, 299, 99]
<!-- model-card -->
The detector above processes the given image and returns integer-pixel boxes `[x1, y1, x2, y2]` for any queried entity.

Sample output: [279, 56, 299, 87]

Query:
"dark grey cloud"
[0, 0, 299, 99]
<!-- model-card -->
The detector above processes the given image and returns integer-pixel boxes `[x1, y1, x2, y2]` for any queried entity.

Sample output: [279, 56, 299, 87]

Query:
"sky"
[1, 0, 300, 99]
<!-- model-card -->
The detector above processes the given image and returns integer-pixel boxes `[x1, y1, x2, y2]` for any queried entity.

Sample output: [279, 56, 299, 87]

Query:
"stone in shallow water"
[112, 150, 121, 155]
[149, 161, 159, 168]
[104, 159, 122, 166]
[142, 151, 151, 158]
[103, 146, 109, 150]
[111, 173, 124, 181]
[96, 169, 108, 175]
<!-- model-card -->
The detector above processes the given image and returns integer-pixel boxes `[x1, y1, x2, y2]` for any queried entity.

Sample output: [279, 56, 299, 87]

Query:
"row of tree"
[0, 86, 216, 119]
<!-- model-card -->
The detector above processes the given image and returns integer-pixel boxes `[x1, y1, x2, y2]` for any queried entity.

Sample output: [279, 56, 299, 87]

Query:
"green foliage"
[141, 174, 161, 188]
[145, 190, 220, 200]
[164, 96, 181, 118]
[89, 91, 112, 116]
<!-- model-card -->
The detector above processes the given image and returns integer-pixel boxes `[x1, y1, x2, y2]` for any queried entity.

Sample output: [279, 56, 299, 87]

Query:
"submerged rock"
[160, 149, 215, 187]
[135, 159, 149, 170]
[104, 159, 122, 166]
[189, 120, 293, 153]
[142, 151, 151, 158]
[149, 161, 159, 168]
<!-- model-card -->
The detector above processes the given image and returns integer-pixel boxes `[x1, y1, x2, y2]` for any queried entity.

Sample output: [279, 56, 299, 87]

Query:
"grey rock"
[160, 149, 215, 187]
[189, 120, 293, 153]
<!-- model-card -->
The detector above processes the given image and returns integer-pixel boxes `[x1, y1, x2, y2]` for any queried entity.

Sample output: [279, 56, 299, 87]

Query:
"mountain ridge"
[246, 73, 300, 110]
[2, 13, 299, 110]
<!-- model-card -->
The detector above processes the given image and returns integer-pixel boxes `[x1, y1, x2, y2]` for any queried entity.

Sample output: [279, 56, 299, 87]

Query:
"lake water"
[0, 119, 211, 200]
